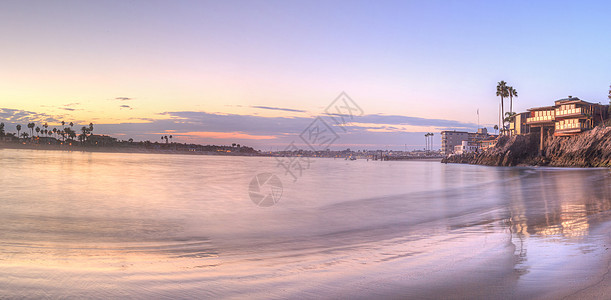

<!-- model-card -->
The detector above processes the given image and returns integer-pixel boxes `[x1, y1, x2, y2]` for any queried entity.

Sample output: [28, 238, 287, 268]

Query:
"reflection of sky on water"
[0, 149, 610, 298]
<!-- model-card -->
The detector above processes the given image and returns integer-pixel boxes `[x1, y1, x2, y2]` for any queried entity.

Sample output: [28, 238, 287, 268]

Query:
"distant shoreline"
[0, 142, 262, 157]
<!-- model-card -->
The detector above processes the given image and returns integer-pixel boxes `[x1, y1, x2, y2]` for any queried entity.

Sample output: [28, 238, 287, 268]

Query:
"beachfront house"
[553, 96, 607, 136]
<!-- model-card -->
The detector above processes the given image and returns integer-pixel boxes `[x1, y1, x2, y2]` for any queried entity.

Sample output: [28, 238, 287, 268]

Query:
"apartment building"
[441, 130, 469, 155]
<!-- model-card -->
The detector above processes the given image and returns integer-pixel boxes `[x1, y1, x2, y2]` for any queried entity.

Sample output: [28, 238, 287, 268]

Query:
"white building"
[453, 141, 479, 155]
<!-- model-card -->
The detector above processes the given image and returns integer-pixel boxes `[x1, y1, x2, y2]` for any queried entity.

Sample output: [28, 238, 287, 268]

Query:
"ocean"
[0, 149, 610, 298]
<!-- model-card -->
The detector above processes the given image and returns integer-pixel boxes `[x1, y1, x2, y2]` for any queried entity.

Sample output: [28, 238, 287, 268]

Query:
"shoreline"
[0, 141, 262, 157]
[559, 212, 611, 299]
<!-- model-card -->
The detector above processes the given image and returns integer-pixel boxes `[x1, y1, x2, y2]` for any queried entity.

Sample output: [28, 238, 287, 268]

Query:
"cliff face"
[442, 126, 611, 167]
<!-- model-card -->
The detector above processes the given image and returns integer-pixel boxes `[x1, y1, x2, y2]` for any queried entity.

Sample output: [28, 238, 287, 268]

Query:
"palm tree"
[81, 126, 90, 144]
[494, 125, 499, 135]
[504, 112, 517, 135]
[21, 132, 29, 139]
[0, 122, 4, 136]
[496, 81, 509, 135]
[69, 122, 74, 129]
[16, 124, 22, 138]
[430, 133, 434, 150]
[64, 128, 76, 141]
[35, 126, 40, 137]
[504, 112, 517, 124]
[169, 135, 173, 143]
[507, 86, 518, 115]
[27, 122, 35, 138]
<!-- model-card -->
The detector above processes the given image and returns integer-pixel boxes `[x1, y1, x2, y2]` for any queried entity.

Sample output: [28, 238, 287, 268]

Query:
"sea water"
[0, 149, 610, 298]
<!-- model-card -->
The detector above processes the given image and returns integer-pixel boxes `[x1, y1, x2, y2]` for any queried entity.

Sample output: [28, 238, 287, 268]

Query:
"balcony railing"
[526, 114, 554, 124]
[555, 122, 584, 131]
[555, 107, 583, 117]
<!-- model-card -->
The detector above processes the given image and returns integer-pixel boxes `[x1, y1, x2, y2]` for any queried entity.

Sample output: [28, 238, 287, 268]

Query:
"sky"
[1, 0, 610, 150]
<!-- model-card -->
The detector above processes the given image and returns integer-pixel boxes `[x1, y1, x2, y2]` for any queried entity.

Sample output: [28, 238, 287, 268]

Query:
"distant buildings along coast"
[441, 96, 610, 156]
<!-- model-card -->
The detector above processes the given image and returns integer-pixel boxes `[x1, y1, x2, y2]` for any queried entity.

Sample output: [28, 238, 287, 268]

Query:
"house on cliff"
[519, 96, 609, 153]
[522, 96, 608, 137]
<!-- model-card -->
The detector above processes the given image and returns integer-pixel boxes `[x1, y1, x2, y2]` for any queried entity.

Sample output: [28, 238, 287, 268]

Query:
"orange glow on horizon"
[165, 131, 277, 140]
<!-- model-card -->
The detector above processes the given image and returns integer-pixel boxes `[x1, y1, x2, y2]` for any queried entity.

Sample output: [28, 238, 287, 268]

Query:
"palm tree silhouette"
[430, 133, 434, 150]
[35, 126, 40, 137]
[27, 122, 35, 138]
[16, 124, 22, 139]
[496, 81, 509, 135]
[507, 86, 518, 115]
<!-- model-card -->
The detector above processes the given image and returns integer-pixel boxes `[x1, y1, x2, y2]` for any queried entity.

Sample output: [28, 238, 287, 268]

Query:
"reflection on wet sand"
[506, 169, 611, 238]
[502, 168, 611, 296]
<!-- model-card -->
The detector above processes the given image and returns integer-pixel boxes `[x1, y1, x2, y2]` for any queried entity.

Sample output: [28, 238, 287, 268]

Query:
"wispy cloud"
[115, 97, 132, 101]
[120, 105, 133, 110]
[251, 105, 306, 113]
[0, 108, 59, 124]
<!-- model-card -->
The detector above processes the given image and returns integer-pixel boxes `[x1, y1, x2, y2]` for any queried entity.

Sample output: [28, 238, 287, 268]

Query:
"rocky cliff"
[442, 126, 611, 167]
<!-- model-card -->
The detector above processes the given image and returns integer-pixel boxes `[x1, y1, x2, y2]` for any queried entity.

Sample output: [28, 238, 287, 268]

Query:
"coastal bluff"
[442, 126, 611, 167]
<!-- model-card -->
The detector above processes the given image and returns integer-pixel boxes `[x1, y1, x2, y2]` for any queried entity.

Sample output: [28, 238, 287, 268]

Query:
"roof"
[554, 99, 598, 106]
[556, 96, 581, 102]
[527, 106, 555, 111]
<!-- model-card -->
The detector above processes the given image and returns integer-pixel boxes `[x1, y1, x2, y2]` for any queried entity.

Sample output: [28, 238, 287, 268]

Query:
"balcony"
[555, 107, 584, 118]
[526, 114, 555, 124]
[555, 122, 583, 131]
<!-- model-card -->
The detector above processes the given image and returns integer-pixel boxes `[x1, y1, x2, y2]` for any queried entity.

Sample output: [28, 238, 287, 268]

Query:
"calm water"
[1, 149, 610, 299]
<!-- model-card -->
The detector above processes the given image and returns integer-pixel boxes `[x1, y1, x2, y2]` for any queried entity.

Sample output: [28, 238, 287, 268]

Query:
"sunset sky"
[1, 0, 610, 150]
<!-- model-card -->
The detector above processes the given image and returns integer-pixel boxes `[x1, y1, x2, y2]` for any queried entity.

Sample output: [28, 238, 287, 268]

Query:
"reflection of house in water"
[507, 170, 611, 239]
